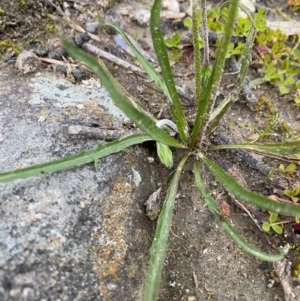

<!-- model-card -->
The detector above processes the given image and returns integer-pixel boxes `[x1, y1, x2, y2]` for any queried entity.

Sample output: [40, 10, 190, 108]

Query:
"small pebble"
[73, 32, 90, 47]
[104, 44, 123, 58]
[55, 65, 67, 76]
[47, 38, 62, 52]
[15, 50, 40, 74]
[133, 9, 151, 27]
[71, 68, 86, 81]
[84, 22, 100, 34]
[49, 47, 67, 60]
[163, 0, 180, 13]
[27, 41, 48, 57]
[48, 38, 67, 60]
[147, 157, 155, 163]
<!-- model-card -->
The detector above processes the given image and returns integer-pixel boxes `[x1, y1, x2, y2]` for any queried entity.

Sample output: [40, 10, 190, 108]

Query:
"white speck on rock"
[132, 167, 141, 187]
[38, 116, 46, 123]
[76, 104, 85, 110]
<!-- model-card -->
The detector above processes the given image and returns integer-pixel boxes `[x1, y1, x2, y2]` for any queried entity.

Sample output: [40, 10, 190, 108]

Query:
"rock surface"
[0, 68, 158, 301]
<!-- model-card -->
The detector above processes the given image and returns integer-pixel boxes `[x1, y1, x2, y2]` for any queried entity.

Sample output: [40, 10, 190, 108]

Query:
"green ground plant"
[262, 212, 283, 234]
[279, 163, 297, 173]
[245, 112, 278, 141]
[164, 33, 184, 62]
[1, 0, 300, 299]
[284, 185, 300, 203]
[183, 5, 300, 105]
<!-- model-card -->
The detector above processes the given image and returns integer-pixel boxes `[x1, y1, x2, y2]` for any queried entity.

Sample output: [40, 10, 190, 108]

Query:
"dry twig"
[273, 244, 295, 301]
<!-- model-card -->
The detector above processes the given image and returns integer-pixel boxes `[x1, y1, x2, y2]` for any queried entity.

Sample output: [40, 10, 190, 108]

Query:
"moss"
[0, 39, 22, 58]
[11, 0, 28, 10]
[0, 7, 4, 14]
[34, 18, 58, 43]
[45, 21, 58, 34]
[279, 121, 293, 138]
[256, 95, 276, 119]
[95, 12, 101, 22]
[106, 0, 117, 8]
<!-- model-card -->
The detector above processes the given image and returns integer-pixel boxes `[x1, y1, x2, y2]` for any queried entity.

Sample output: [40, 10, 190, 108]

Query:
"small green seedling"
[261, 56, 298, 95]
[289, 0, 300, 12]
[245, 112, 278, 141]
[165, 33, 182, 49]
[165, 33, 183, 61]
[214, 40, 245, 58]
[262, 212, 283, 234]
[279, 163, 297, 173]
[284, 186, 300, 203]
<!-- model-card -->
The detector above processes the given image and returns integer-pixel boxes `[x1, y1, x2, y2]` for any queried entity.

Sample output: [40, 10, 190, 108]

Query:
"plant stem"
[270, 220, 292, 226]
[150, 0, 190, 144]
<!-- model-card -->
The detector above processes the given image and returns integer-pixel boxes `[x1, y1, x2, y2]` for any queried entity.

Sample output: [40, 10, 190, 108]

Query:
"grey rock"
[71, 68, 86, 81]
[15, 51, 40, 74]
[162, 0, 180, 13]
[73, 32, 91, 47]
[49, 46, 67, 60]
[84, 22, 100, 34]
[54, 65, 67, 75]
[133, 9, 151, 27]
[0, 68, 156, 301]
[47, 39, 67, 60]
[27, 41, 48, 57]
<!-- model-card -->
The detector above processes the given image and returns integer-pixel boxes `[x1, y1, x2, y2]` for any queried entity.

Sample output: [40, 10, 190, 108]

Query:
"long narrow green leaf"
[190, 0, 239, 147]
[209, 141, 300, 156]
[207, 23, 256, 136]
[156, 142, 173, 168]
[62, 39, 185, 149]
[143, 154, 189, 301]
[194, 160, 283, 262]
[0, 133, 152, 183]
[150, 0, 190, 144]
[235, 26, 256, 92]
[95, 52, 157, 121]
[102, 22, 171, 101]
[192, 0, 202, 106]
[206, 92, 234, 135]
[201, 154, 300, 216]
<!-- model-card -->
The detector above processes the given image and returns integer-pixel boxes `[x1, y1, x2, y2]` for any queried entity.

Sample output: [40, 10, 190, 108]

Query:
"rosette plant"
[1, 0, 299, 300]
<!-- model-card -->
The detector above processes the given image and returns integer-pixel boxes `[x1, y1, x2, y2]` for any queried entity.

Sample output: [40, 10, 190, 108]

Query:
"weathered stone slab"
[0, 69, 156, 301]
